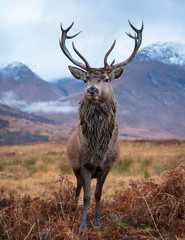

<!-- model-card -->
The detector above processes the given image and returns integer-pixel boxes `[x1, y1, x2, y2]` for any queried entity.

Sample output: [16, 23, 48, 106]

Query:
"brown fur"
[60, 21, 143, 233]
[67, 68, 121, 173]
[66, 66, 122, 232]
[79, 98, 118, 168]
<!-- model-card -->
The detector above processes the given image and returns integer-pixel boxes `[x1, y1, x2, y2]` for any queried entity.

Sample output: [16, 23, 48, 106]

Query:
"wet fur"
[79, 98, 117, 168]
[66, 66, 122, 232]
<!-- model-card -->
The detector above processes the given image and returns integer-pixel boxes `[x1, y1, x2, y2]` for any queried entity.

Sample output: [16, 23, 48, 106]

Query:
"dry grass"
[0, 140, 185, 200]
[0, 164, 184, 239]
[116, 140, 185, 176]
[0, 140, 185, 239]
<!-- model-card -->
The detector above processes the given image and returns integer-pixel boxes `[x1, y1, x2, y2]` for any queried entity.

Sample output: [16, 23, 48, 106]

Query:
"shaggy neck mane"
[79, 98, 117, 154]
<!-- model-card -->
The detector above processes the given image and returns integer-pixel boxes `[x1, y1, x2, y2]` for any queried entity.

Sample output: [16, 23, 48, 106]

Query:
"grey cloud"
[0, 91, 27, 110]
[29, 101, 76, 114]
[0, 91, 76, 114]
[1, 0, 185, 80]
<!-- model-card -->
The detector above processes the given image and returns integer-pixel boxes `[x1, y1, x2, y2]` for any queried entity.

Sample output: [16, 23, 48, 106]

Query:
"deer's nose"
[87, 86, 99, 96]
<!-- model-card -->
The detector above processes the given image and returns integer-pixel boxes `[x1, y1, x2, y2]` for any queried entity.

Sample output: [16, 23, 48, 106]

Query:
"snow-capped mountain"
[0, 62, 64, 103]
[0, 62, 36, 82]
[0, 63, 76, 115]
[136, 42, 185, 65]
[1, 42, 185, 142]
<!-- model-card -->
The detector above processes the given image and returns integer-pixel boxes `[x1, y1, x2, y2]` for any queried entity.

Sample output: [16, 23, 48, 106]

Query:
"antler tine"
[104, 20, 143, 70]
[72, 42, 90, 69]
[104, 40, 116, 70]
[126, 32, 136, 40]
[126, 20, 144, 39]
[60, 22, 81, 39]
[111, 60, 115, 66]
[59, 22, 90, 70]
[128, 20, 144, 33]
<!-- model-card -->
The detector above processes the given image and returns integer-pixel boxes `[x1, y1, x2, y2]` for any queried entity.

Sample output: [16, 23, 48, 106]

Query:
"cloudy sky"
[0, 0, 185, 80]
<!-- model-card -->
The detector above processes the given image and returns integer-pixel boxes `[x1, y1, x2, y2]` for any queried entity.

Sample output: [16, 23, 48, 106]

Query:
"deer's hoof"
[93, 219, 101, 227]
[78, 224, 87, 235]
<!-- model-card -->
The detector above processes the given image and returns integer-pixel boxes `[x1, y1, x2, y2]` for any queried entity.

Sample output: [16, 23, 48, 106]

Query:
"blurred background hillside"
[0, 1, 185, 144]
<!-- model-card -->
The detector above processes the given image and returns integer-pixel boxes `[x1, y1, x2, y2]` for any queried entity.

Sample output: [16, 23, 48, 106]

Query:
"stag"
[59, 21, 143, 232]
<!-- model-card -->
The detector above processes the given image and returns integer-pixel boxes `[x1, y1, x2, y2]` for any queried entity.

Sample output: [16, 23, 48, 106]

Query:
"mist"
[0, 91, 76, 114]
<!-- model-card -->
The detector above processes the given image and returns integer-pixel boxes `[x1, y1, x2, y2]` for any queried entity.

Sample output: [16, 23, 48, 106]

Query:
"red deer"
[59, 21, 143, 232]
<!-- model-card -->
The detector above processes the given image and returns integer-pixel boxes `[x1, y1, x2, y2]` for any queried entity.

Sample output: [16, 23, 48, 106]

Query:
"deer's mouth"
[87, 94, 99, 101]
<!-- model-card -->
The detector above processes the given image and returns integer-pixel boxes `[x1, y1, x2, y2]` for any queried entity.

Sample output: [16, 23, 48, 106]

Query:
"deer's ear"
[109, 66, 124, 80]
[68, 66, 86, 80]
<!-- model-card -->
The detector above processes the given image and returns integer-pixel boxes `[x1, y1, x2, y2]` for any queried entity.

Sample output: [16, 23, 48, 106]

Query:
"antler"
[59, 22, 90, 70]
[104, 20, 144, 71]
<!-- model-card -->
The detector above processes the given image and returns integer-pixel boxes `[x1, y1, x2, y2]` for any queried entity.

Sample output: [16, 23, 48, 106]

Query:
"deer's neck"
[79, 99, 117, 153]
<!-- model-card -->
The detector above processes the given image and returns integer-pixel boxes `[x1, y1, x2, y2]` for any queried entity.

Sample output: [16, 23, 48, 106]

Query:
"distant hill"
[0, 103, 69, 144]
[51, 77, 84, 97]
[0, 42, 185, 143]
[114, 60, 185, 139]
[0, 62, 64, 103]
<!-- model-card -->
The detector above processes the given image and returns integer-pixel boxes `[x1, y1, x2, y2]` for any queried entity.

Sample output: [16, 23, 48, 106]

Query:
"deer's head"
[59, 21, 143, 103]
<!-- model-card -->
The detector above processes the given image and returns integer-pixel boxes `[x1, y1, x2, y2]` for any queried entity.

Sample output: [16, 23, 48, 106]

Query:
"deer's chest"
[79, 124, 119, 171]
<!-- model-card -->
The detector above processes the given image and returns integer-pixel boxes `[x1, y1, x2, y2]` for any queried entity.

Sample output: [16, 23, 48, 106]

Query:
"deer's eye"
[83, 79, 87, 83]
[104, 78, 109, 83]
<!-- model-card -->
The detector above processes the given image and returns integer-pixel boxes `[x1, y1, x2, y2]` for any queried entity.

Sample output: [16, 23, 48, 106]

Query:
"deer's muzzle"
[87, 86, 99, 96]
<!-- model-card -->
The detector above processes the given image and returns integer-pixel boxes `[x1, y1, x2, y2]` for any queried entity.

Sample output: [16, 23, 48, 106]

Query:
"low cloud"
[29, 101, 76, 114]
[0, 91, 27, 110]
[0, 91, 76, 114]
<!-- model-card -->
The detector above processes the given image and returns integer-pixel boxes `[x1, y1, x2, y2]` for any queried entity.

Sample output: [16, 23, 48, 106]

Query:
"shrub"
[0, 164, 184, 239]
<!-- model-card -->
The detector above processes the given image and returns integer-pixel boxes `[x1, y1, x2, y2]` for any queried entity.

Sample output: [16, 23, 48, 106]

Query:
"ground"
[0, 140, 185, 239]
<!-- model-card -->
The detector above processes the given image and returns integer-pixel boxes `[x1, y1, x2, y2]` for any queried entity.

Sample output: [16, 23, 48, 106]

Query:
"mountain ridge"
[0, 62, 64, 103]
[0, 41, 185, 142]
[136, 42, 185, 65]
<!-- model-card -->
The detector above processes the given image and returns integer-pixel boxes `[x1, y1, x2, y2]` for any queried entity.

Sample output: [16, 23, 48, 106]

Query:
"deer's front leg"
[94, 169, 109, 227]
[79, 167, 91, 232]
